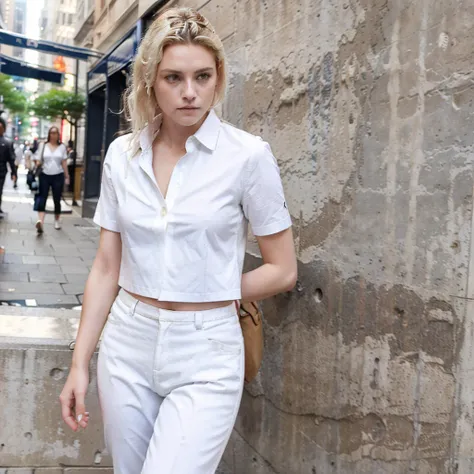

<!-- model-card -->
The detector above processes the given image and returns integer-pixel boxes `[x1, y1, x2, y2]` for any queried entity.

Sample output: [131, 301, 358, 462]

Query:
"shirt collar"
[139, 108, 221, 152]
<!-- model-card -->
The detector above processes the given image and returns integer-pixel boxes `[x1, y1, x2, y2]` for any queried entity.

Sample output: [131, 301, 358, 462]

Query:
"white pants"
[97, 289, 245, 474]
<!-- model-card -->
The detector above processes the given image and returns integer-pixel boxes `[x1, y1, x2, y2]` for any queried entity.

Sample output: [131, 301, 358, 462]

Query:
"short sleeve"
[242, 140, 292, 236]
[61, 144, 67, 160]
[93, 142, 120, 232]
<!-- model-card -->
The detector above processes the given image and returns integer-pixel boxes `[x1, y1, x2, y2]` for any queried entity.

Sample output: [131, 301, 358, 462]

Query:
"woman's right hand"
[59, 365, 90, 431]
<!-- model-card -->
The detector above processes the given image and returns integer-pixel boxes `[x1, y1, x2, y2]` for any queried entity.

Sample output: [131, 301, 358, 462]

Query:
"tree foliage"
[0, 74, 28, 114]
[30, 89, 86, 124]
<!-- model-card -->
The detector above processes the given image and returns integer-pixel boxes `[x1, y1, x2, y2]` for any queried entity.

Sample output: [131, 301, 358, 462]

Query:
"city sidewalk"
[0, 171, 99, 308]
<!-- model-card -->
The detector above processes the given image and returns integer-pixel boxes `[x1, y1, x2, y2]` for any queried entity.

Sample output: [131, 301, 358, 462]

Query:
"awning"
[0, 30, 102, 61]
[107, 29, 137, 76]
[88, 22, 141, 92]
[88, 57, 107, 93]
[0, 54, 64, 84]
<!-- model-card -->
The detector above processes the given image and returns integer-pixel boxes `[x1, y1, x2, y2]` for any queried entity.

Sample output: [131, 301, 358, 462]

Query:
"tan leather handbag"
[236, 301, 264, 383]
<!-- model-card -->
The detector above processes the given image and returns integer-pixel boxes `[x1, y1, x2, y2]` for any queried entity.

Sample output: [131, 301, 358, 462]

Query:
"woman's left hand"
[65, 176, 70, 186]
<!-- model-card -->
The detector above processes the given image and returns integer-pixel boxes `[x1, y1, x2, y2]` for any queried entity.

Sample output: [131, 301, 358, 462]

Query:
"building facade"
[81, 0, 161, 216]
[37, 0, 78, 141]
[73, 0, 96, 163]
[0, 2, 6, 29]
[0, 0, 27, 138]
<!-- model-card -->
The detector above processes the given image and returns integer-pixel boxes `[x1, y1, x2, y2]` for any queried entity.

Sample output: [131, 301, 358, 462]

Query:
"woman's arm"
[240, 227, 297, 301]
[72, 228, 121, 369]
[62, 148, 70, 183]
[59, 228, 121, 431]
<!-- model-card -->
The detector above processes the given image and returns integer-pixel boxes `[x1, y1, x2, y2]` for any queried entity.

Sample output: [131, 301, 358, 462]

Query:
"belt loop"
[130, 299, 139, 318]
[194, 312, 203, 330]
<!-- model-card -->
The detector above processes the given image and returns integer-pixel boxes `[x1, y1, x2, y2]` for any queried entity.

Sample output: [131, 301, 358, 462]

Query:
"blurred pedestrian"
[25, 140, 38, 191]
[0, 117, 17, 217]
[66, 140, 76, 193]
[12, 142, 22, 189]
[33, 126, 70, 233]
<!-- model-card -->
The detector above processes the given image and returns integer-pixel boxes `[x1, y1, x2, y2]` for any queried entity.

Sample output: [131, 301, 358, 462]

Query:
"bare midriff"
[125, 290, 233, 311]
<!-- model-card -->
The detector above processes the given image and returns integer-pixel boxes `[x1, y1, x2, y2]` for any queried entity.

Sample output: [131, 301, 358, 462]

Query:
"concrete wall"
[0, 307, 112, 473]
[168, 0, 473, 472]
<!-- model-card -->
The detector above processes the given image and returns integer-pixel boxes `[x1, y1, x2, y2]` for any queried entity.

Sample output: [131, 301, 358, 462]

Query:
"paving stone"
[80, 257, 95, 266]
[78, 248, 98, 258]
[0, 282, 64, 294]
[22, 255, 57, 265]
[34, 247, 59, 256]
[64, 273, 88, 284]
[3, 469, 34, 474]
[28, 266, 64, 275]
[0, 272, 28, 282]
[2, 254, 24, 264]
[64, 470, 113, 473]
[0, 293, 79, 305]
[50, 244, 78, 251]
[0, 264, 42, 273]
[76, 241, 99, 249]
[60, 265, 90, 274]
[34, 469, 63, 474]
[55, 256, 85, 266]
[51, 246, 82, 257]
[62, 283, 86, 295]
[0, 250, 35, 256]
[29, 272, 68, 283]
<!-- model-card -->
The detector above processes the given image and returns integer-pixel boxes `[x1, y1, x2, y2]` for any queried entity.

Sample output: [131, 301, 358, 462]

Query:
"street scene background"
[1, 0, 474, 473]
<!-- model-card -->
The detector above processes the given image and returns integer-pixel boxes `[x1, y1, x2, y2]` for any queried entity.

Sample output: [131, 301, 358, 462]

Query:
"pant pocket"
[204, 318, 243, 356]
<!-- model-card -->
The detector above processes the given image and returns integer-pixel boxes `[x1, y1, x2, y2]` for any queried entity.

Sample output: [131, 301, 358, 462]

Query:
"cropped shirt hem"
[119, 280, 241, 303]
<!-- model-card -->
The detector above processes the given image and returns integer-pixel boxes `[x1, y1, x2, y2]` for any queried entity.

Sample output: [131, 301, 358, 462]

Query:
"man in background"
[0, 117, 18, 217]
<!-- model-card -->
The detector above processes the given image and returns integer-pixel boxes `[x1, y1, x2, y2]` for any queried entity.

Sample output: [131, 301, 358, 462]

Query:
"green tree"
[0, 74, 28, 114]
[30, 89, 86, 125]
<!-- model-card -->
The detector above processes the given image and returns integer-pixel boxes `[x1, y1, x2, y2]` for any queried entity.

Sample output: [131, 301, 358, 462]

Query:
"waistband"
[117, 289, 237, 322]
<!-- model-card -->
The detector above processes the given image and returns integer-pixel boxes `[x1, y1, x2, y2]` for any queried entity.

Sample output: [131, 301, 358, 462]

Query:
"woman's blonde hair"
[124, 7, 227, 153]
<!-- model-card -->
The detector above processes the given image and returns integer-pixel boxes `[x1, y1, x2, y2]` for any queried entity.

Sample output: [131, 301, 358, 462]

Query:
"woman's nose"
[182, 80, 197, 100]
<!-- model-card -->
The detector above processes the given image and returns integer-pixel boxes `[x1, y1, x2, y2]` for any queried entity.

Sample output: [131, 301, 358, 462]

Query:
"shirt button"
[161, 207, 167, 217]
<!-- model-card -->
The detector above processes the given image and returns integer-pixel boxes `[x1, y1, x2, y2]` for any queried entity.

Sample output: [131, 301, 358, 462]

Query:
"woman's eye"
[166, 74, 180, 82]
[197, 73, 210, 81]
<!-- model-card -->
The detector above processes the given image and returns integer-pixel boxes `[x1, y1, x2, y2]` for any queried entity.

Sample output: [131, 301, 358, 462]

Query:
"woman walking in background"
[34, 126, 70, 234]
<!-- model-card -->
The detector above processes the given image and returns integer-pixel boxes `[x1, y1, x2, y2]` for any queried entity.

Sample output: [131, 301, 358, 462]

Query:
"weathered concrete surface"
[164, 0, 474, 472]
[0, 309, 112, 470]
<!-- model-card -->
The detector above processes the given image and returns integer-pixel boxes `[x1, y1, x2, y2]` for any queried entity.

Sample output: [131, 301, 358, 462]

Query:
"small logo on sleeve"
[284, 201, 287, 209]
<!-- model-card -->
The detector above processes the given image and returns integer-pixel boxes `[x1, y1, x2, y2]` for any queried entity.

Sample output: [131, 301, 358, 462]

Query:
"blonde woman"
[59, 7, 297, 473]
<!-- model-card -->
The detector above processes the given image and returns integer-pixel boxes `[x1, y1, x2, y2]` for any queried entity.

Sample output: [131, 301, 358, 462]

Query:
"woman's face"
[49, 128, 59, 142]
[154, 43, 218, 127]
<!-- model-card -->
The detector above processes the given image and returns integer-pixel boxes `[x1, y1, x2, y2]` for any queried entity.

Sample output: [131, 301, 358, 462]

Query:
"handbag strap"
[39, 142, 46, 165]
[237, 300, 261, 326]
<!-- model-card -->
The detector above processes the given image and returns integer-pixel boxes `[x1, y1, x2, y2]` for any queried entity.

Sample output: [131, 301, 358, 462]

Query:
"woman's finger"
[59, 394, 78, 431]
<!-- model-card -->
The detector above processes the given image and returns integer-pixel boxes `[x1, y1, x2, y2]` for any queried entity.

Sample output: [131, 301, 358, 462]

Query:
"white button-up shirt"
[93, 109, 292, 302]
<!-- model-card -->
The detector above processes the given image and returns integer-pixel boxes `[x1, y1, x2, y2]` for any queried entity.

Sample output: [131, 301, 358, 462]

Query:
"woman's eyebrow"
[160, 67, 214, 74]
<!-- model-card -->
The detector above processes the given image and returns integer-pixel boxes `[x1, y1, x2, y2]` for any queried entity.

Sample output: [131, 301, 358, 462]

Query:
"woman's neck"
[158, 112, 208, 150]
